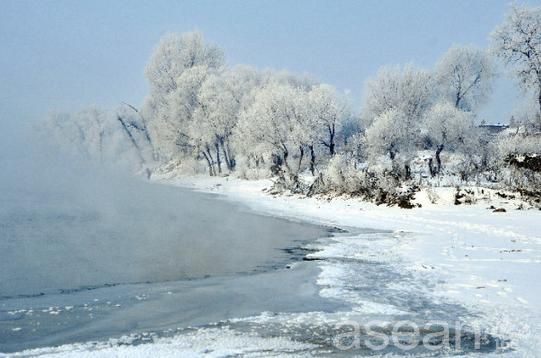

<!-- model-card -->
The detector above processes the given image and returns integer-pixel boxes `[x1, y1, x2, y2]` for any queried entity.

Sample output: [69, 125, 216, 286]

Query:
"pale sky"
[1, 0, 537, 129]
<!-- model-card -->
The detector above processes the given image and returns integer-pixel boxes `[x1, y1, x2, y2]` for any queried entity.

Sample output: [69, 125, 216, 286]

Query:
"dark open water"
[0, 177, 335, 352]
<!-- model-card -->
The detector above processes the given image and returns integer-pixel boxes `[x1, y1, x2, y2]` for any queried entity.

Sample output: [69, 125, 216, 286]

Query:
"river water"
[0, 171, 504, 355]
[0, 173, 340, 352]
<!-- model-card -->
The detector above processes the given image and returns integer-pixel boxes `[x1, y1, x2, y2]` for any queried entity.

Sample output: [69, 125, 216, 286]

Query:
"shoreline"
[1, 181, 339, 354]
[160, 174, 541, 356]
[7, 174, 541, 356]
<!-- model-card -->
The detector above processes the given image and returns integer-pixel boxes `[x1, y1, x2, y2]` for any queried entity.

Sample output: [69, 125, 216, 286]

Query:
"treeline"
[44, 5, 541, 202]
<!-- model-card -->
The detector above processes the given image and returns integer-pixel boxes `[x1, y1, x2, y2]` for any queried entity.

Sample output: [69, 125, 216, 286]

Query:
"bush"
[314, 154, 419, 207]
[494, 134, 541, 194]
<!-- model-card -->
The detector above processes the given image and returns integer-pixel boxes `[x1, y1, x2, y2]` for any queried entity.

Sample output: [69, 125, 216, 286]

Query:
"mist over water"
[0, 125, 326, 297]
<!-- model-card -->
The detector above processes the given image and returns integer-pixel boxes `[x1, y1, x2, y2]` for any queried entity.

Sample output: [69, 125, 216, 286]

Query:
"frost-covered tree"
[364, 109, 419, 178]
[145, 65, 214, 159]
[435, 45, 494, 111]
[289, 92, 316, 174]
[42, 107, 154, 173]
[361, 65, 434, 178]
[361, 64, 434, 127]
[261, 69, 316, 91]
[235, 78, 350, 176]
[116, 103, 157, 170]
[235, 82, 311, 174]
[491, 5, 541, 113]
[145, 32, 224, 95]
[169, 66, 213, 141]
[191, 66, 262, 174]
[307, 84, 350, 156]
[423, 102, 477, 174]
[44, 108, 107, 161]
[143, 32, 224, 160]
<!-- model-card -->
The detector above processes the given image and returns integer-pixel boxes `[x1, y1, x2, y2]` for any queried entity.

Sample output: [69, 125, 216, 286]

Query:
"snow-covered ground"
[163, 176, 541, 356]
[8, 175, 541, 357]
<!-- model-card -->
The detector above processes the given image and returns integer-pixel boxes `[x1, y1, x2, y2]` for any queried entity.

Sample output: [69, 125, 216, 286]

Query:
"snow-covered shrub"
[342, 132, 365, 162]
[497, 134, 541, 160]
[234, 154, 272, 180]
[495, 134, 541, 194]
[322, 154, 365, 194]
[511, 99, 541, 134]
[152, 157, 208, 178]
[425, 187, 440, 204]
[317, 154, 418, 207]
[454, 187, 478, 205]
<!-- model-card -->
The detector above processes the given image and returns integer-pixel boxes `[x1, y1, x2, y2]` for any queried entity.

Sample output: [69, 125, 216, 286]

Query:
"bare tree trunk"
[221, 143, 230, 171]
[388, 142, 397, 161]
[435, 144, 444, 174]
[309, 145, 316, 176]
[215, 142, 222, 174]
[329, 124, 335, 155]
[117, 115, 146, 168]
[202, 151, 215, 176]
[297, 145, 304, 173]
[219, 137, 234, 171]
[121, 102, 156, 161]
[405, 163, 412, 180]
[282, 144, 291, 172]
[227, 143, 235, 170]
[428, 158, 436, 177]
[205, 145, 216, 176]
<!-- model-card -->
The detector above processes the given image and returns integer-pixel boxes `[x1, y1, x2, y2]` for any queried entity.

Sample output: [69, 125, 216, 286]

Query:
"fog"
[0, 125, 325, 297]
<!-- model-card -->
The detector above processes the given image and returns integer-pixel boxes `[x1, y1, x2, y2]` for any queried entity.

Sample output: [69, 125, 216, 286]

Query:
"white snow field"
[6, 175, 541, 357]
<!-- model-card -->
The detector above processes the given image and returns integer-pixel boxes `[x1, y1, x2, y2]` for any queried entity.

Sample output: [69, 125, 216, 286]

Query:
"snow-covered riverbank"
[163, 175, 541, 356]
[8, 175, 541, 357]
